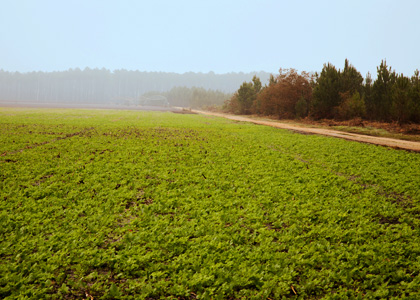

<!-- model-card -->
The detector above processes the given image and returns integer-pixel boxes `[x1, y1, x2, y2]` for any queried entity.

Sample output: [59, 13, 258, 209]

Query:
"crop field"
[1, 107, 420, 299]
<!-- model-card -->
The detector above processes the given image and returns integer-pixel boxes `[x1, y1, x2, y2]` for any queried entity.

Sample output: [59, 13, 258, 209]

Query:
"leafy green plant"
[1, 107, 420, 299]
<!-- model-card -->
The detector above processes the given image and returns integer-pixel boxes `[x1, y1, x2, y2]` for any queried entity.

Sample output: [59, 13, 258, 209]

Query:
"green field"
[1, 108, 420, 299]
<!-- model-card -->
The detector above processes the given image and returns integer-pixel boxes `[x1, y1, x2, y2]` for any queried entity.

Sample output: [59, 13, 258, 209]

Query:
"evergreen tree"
[411, 70, 420, 122]
[252, 75, 262, 94]
[336, 91, 366, 120]
[372, 60, 396, 121]
[392, 74, 412, 124]
[236, 81, 256, 114]
[363, 72, 373, 116]
[340, 59, 363, 96]
[311, 63, 340, 119]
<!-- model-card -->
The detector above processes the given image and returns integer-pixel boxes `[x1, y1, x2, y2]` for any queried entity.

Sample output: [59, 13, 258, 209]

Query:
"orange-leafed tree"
[257, 69, 313, 119]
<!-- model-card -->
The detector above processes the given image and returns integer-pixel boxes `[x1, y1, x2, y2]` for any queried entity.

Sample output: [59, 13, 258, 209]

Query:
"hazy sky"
[1, 0, 419, 76]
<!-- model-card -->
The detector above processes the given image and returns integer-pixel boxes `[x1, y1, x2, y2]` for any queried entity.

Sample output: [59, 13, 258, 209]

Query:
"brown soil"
[193, 110, 420, 152]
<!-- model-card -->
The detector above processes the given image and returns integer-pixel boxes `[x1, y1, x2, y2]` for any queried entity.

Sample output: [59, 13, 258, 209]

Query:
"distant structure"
[139, 95, 170, 107]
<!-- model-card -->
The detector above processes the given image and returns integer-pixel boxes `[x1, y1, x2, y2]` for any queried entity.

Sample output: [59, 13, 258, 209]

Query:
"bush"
[223, 93, 241, 114]
[336, 91, 366, 120]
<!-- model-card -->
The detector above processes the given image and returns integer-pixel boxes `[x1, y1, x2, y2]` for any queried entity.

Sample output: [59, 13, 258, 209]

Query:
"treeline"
[225, 60, 420, 124]
[0, 68, 270, 105]
[159, 87, 232, 108]
[141, 86, 232, 108]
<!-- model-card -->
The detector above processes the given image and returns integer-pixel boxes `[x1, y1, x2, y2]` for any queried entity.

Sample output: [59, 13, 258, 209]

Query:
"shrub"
[336, 91, 366, 120]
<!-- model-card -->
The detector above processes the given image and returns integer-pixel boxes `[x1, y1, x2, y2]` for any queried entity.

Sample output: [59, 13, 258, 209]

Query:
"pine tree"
[311, 63, 340, 119]
[363, 72, 373, 117]
[236, 81, 256, 114]
[372, 60, 396, 121]
[392, 73, 412, 124]
[340, 59, 364, 96]
[411, 70, 420, 122]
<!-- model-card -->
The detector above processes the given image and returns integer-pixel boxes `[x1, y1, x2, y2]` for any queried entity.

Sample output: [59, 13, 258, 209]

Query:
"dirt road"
[193, 110, 420, 152]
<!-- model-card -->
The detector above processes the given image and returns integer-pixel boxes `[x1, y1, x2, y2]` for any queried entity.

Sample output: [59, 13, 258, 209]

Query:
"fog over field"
[0, 69, 271, 106]
[1, 1, 419, 117]
[1, 1, 419, 109]
[1, 1, 419, 78]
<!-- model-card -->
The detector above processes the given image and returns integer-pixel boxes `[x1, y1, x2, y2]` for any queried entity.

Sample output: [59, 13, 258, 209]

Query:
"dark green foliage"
[312, 63, 340, 119]
[336, 91, 366, 120]
[237, 81, 256, 114]
[392, 74, 412, 124]
[252, 75, 262, 94]
[312, 59, 364, 120]
[410, 70, 420, 122]
[340, 58, 364, 96]
[372, 60, 397, 121]
[226, 75, 262, 114]
[363, 72, 374, 116]
[295, 96, 308, 119]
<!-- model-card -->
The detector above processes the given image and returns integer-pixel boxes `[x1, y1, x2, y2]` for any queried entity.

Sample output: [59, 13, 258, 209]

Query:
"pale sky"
[1, 0, 419, 77]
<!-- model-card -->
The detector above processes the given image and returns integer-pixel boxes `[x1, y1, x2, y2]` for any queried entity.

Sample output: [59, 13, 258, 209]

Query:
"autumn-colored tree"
[257, 69, 312, 118]
[227, 61, 420, 123]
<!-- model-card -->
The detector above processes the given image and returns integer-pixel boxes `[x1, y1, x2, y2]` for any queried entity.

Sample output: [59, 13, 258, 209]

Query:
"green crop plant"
[1, 107, 420, 299]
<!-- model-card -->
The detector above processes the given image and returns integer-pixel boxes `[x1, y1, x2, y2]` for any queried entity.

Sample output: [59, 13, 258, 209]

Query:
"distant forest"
[225, 60, 420, 124]
[2, 61, 420, 124]
[0, 68, 271, 107]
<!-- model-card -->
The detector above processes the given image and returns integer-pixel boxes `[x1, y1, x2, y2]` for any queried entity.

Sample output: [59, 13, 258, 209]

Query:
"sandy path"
[193, 110, 420, 152]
